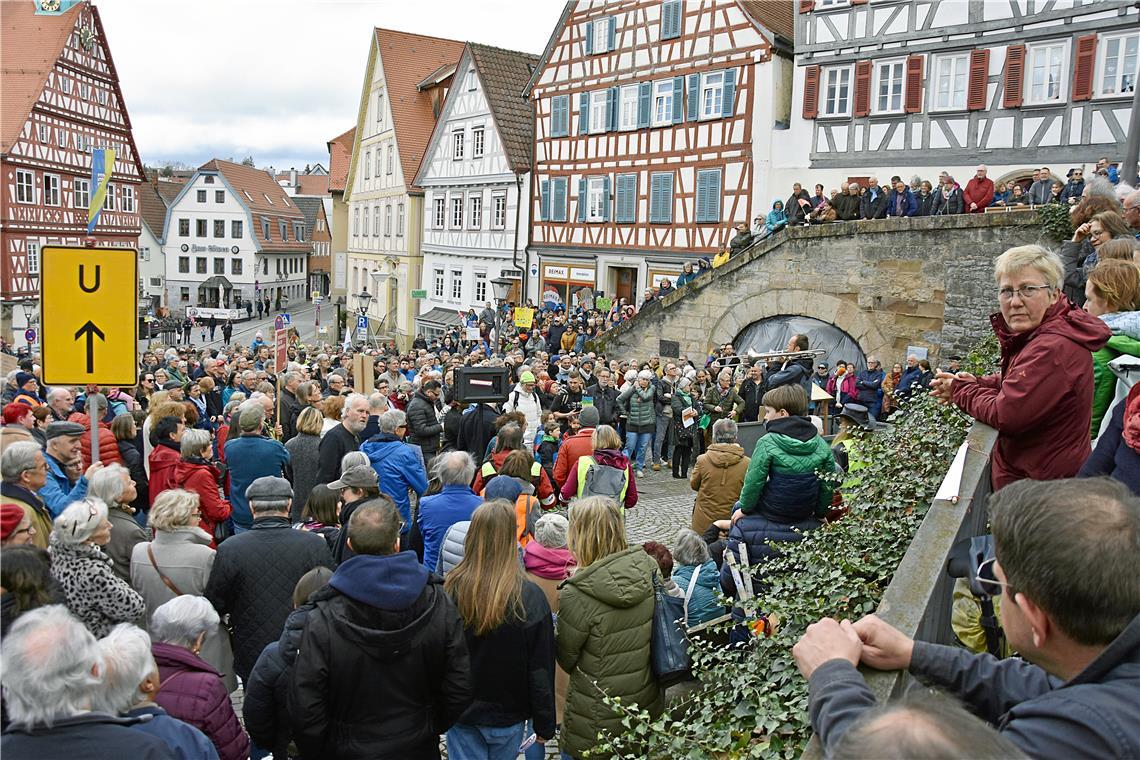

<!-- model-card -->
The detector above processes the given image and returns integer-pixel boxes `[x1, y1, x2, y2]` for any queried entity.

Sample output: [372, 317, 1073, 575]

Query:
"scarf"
[1123, 382, 1140, 452]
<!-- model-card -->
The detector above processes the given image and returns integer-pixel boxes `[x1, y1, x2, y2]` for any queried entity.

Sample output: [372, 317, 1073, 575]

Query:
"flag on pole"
[87, 148, 117, 234]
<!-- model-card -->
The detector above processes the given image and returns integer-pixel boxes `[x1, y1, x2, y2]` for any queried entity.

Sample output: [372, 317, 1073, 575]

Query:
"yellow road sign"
[41, 246, 138, 386]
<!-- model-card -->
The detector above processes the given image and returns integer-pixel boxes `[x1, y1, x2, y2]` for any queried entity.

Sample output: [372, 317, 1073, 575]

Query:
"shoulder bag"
[147, 544, 185, 597]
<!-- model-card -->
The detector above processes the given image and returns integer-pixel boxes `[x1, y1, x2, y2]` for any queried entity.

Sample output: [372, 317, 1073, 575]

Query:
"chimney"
[290, 167, 298, 186]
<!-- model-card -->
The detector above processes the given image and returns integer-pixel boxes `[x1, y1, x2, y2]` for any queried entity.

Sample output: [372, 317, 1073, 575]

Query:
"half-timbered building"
[780, 0, 1137, 190]
[525, 0, 793, 306]
[0, 0, 144, 337]
[413, 43, 539, 339]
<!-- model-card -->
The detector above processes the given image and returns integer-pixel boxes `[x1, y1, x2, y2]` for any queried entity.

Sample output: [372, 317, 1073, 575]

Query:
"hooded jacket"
[244, 605, 311, 759]
[765, 200, 789, 231]
[173, 458, 232, 539]
[405, 389, 443, 456]
[289, 552, 472, 759]
[552, 426, 596, 489]
[832, 192, 860, 221]
[556, 547, 663, 758]
[618, 384, 657, 432]
[67, 412, 123, 470]
[523, 541, 577, 580]
[953, 297, 1111, 490]
[152, 641, 250, 760]
[886, 187, 918, 217]
[690, 443, 751, 534]
[418, 484, 482, 573]
[738, 416, 836, 520]
[1090, 311, 1140, 435]
[361, 432, 429, 529]
[503, 382, 543, 446]
[673, 560, 723, 626]
[148, 440, 182, 508]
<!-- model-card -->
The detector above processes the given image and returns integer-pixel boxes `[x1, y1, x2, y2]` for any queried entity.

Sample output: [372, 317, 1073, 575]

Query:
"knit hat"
[534, 512, 569, 549]
[520, 371, 536, 384]
[15, 372, 36, 388]
[578, 405, 600, 428]
[1, 503, 25, 541]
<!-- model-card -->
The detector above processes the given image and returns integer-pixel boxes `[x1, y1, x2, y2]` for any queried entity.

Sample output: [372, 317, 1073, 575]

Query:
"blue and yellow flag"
[87, 147, 116, 234]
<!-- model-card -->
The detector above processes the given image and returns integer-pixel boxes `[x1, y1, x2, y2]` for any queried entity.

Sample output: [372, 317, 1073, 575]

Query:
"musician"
[765, 335, 815, 397]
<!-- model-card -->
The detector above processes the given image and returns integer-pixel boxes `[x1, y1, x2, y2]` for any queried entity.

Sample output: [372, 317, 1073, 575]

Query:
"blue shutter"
[663, 174, 673, 223]
[709, 170, 722, 222]
[650, 173, 672, 223]
[638, 82, 651, 128]
[696, 170, 722, 223]
[607, 16, 616, 52]
[648, 176, 659, 223]
[687, 74, 700, 121]
[615, 174, 634, 223]
[577, 178, 587, 222]
[552, 178, 567, 222]
[602, 175, 612, 222]
[578, 92, 589, 135]
[606, 87, 618, 131]
[663, 0, 681, 39]
[722, 69, 737, 118]
[584, 20, 594, 55]
[540, 179, 550, 221]
[671, 76, 684, 123]
[550, 96, 562, 137]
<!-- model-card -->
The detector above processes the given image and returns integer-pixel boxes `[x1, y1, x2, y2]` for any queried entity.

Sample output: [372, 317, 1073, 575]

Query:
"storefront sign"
[570, 267, 594, 282]
[544, 265, 568, 279]
[186, 307, 242, 320]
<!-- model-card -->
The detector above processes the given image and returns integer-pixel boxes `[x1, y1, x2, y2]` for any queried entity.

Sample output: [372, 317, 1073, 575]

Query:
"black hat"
[46, 421, 85, 439]
[838, 403, 878, 430]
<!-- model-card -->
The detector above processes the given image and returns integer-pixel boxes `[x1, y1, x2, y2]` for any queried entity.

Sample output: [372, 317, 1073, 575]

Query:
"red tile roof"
[296, 174, 329, 196]
[0, 1, 81, 154]
[199, 159, 311, 253]
[740, 1, 795, 44]
[327, 126, 355, 193]
[138, 179, 169, 239]
[154, 180, 184, 204]
[468, 43, 540, 173]
[372, 28, 465, 192]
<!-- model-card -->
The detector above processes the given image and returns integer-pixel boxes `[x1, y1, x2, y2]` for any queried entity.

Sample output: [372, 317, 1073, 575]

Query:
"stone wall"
[595, 210, 1046, 362]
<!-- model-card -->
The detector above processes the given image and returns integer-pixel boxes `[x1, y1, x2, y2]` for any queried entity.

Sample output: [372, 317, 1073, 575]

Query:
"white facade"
[137, 219, 164, 309]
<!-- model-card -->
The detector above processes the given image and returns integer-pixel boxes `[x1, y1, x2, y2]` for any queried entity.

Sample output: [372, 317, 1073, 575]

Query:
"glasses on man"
[974, 558, 1014, 597]
[998, 284, 1053, 302]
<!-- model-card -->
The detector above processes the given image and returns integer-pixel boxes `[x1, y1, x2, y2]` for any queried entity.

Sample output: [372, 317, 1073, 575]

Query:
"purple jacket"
[152, 641, 249, 760]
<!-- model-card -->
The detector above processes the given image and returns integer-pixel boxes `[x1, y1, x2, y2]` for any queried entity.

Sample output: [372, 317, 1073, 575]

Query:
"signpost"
[40, 246, 137, 386]
[410, 289, 427, 299]
[274, 328, 288, 440]
[282, 313, 292, 327]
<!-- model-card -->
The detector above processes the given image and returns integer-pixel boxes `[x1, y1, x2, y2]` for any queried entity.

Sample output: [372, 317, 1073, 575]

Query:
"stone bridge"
[595, 210, 1046, 364]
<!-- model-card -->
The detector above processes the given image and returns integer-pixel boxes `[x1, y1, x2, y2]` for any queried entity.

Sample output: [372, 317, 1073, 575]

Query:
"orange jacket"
[552, 427, 596, 490]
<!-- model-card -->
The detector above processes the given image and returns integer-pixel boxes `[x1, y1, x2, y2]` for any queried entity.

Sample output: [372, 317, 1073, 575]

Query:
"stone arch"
[707, 289, 892, 359]
[996, 167, 1040, 191]
[734, 315, 867, 370]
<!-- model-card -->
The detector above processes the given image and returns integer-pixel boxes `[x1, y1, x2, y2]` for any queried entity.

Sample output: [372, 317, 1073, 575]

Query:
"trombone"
[712, 348, 827, 366]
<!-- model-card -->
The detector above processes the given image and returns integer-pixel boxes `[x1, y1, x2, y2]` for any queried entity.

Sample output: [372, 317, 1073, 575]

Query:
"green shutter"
[638, 82, 651, 128]
[607, 16, 616, 52]
[602, 175, 612, 222]
[540, 179, 550, 221]
[722, 69, 737, 118]
[584, 20, 594, 55]
[606, 87, 618, 132]
[687, 74, 700, 121]
[553, 178, 567, 222]
[577, 178, 587, 222]
[671, 77, 684, 123]
[578, 92, 589, 135]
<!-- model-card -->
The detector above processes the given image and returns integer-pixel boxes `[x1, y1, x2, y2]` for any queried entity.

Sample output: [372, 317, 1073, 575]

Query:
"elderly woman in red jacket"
[930, 245, 1110, 490]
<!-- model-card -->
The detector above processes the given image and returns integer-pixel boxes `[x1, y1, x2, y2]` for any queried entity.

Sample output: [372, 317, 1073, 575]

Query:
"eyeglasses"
[1089, 229, 1105, 237]
[975, 558, 1014, 597]
[998, 284, 1053, 302]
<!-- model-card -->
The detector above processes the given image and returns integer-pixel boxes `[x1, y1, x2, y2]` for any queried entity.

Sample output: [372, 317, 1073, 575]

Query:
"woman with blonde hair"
[557, 496, 662, 759]
[559, 424, 637, 510]
[285, 406, 324, 521]
[141, 391, 174, 473]
[1085, 259, 1140, 436]
[443, 499, 556, 758]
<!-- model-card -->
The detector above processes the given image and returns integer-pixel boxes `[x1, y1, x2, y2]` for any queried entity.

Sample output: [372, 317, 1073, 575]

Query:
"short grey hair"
[87, 463, 129, 506]
[179, 428, 211, 459]
[712, 417, 738, 444]
[150, 595, 220, 649]
[368, 391, 389, 412]
[94, 624, 154, 714]
[47, 387, 71, 404]
[1083, 174, 1116, 202]
[238, 402, 265, 432]
[434, 451, 475, 486]
[343, 392, 367, 410]
[1, 605, 101, 726]
[148, 489, 201, 532]
[53, 497, 109, 545]
[379, 408, 406, 434]
[1, 440, 42, 481]
[341, 451, 370, 472]
[282, 371, 300, 386]
[673, 528, 711, 567]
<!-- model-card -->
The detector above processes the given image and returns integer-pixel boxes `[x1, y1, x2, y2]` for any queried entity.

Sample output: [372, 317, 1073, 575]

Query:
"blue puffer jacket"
[673, 560, 723, 626]
[360, 433, 429, 531]
[720, 513, 821, 596]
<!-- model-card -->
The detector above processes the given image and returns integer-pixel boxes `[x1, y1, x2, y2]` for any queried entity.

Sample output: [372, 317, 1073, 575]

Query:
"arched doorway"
[734, 314, 867, 372]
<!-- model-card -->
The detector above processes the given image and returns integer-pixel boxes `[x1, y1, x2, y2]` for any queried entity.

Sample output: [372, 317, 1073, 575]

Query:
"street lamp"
[354, 288, 372, 347]
[19, 300, 35, 325]
[489, 276, 515, 353]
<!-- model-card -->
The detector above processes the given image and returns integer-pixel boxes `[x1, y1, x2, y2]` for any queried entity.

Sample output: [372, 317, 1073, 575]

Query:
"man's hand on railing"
[792, 618, 863, 679]
[851, 614, 915, 672]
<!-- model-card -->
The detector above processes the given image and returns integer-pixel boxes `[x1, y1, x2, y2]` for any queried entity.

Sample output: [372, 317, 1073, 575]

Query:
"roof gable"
[138, 179, 169, 240]
[200, 159, 305, 220]
[327, 126, 355, 193]
[468, 43, 539, 173]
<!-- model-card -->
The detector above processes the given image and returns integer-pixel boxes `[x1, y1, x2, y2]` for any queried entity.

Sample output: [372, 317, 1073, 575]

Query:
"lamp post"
[490, 276, 514, 354]
[20, 300, 35, 351]
[355, 288, 373, 347]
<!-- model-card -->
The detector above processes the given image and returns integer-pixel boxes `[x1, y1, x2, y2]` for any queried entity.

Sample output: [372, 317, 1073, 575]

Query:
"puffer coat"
[617, 384, 656, 433]
[673, 560, 724, 626]
[556, 546, 663, 758]
[689, 443, 750, 534]
[152, 640, 250, 760]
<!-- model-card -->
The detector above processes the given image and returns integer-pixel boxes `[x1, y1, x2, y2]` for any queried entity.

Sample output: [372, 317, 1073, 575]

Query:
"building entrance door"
[613, 267, 637, 303]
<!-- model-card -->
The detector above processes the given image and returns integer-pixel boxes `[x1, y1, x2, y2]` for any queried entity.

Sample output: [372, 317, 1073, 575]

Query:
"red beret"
[1, 503, 25, 541]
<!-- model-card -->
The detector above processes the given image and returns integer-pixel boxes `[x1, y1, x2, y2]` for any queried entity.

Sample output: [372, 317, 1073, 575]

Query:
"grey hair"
[341, 451, 370, 472]
[1, 440, 42, 481]
[673, 528, 711, 567]
[238, 402, 265, 432]
[282, 371, 300, 386]
[149, 595, 220, 648]
[179, 428, 211, 459]
[52, 497, 109, 545]
[343, 392, 367, 410]
[47, 387, 71, 404]
[87, 463, 129, 506]
[1, 605, 101, 726]
[712, 417, 738, 444]
[148, 489, 201, 532]
[93, 624, 155, 714]
[433, 450, 475, 486]
[378, 408, 406, 434]
[368, 391, 389, 411]
[1083, 174, 1116, 202]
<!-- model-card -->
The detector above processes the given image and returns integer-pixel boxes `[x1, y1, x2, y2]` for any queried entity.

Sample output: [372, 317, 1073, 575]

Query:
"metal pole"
[1123, 71, 1140, 187]
[85, 392, 106, 464]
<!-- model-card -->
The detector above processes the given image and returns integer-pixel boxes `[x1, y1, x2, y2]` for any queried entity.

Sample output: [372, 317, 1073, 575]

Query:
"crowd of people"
[1, 158, 1139, 758]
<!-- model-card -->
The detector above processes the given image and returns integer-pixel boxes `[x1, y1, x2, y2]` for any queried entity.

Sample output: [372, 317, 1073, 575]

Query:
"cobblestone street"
[626, 467, 698, 544]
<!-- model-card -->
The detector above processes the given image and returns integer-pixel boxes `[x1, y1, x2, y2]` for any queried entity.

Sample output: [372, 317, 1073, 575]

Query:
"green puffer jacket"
[738, 416, 836, 519]
[618, 384, 657, 433]
[1091, 333, 1140, 436]
[556, 546, 663, 758]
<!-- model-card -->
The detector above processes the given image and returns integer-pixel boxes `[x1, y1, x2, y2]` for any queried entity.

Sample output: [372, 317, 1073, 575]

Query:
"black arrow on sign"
[74, 320, 105, 374]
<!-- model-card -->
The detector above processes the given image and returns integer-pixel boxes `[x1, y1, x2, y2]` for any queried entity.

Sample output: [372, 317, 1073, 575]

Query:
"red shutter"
[853, 60, 872, 118]
[905, 55, 925, 113]
[803, 65, 820, 119]
[1003, 44, 1025, 109]
[967, 49, 990, 110]
[850, 0, 869, 4]
[1072, 34, 1098, 101]
[799, 0, 814, 13]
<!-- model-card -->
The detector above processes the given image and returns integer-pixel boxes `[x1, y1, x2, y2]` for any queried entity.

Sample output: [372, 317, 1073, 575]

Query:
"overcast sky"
[96, 0, 565, 173]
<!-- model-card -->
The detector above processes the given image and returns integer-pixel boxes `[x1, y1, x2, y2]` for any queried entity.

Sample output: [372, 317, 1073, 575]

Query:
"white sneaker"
[636, 469, 645, 478]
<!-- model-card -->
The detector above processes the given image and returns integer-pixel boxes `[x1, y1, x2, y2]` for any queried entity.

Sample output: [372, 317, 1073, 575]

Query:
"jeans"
[653, 414, 672, 464]
[624, 430, 651, 471]
[446, 721, 527, 760]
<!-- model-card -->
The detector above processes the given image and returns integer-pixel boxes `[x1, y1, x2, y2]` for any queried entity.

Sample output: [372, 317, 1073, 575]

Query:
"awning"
[416, 307, 462, 328]
[199, 275, 233, 290]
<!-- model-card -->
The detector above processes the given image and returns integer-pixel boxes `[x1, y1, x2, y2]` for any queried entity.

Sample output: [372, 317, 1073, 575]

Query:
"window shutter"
[602, 176, 612, 222]
[1072, 34, 1098, 102]
[584, 21, 594, 55]
[1002, 45, 1025, 108]
[799, 0, 814, 13]
[967, 49, 990, 110]
[638, 82, 651, 128]
[662, 1, 681, 39]
[853, 60, 872, 117]
[577, 178, 587, 222]
[721, 69, 737, 118]
[904, 55, 924, 113]
[553, 178, 567, 222]
[850, 0, 868, 4]
[662, 175, 673, 223]
[615, 174, 632, 222]
[607, 17, 616, 53]
[578, 92, 589, 135]
[687, 73, 700, 121]
[650, 175, 663, 223]
[556, 96, 569, 136]
[606, 87, 618, 131]
[672, 76, 685, 123]
[706, 170, 722, 223]
[803, 65, 820, 119]
[540, 180, 550, 221]
[696, 172, 709, 222]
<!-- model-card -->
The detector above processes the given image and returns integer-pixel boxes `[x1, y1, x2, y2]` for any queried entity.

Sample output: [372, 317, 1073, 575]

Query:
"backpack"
[582, 457, 627, 500]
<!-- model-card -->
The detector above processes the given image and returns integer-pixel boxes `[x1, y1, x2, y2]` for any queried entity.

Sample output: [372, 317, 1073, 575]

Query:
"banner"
[513, 307, 535, 329]
[595, 296, 613, 313]
[88, 147, 117, 234]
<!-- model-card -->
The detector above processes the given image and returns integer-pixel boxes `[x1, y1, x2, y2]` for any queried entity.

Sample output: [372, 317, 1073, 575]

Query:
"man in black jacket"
[205, 476, 334, 682]
[316, 392, 369, 485]
[859, 177, 888, 219]
[289, 498, 472, 759]
[585, 367, 619, 427]
[405, 380, 443, 462]
[279, 371, 304, 443]
[786, 183, 812, 225]
[737, 362, 765, 423]
[551, 372, 585, 435]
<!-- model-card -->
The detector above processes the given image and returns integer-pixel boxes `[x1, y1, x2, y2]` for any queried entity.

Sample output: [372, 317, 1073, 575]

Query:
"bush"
[1038, 203, 1073, 242]
[590, 337, 1000, 759]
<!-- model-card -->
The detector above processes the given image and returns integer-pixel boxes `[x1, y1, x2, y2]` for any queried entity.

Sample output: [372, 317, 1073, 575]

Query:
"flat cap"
[162, 380, 183, 391]
[46, 421, 85, 439]
[327, 464, 378, 490]
[245, 475, 293, 501]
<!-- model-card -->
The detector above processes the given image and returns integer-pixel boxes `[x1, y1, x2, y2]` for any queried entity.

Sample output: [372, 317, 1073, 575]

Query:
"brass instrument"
[712, 348, 827, 365]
